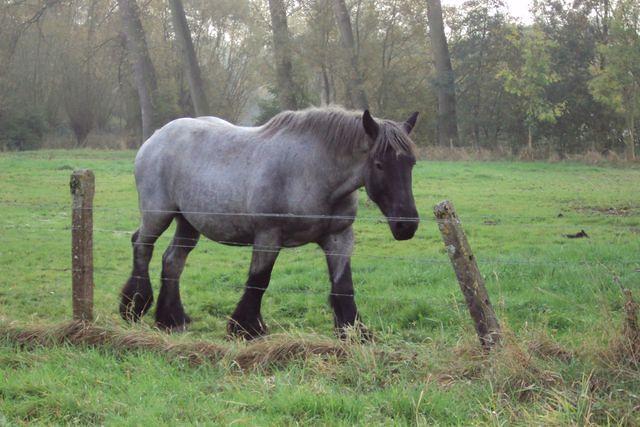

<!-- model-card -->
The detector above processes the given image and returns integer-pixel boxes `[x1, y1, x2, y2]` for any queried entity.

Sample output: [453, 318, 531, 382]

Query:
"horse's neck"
[276, 125, 368, 204]
[326, 152, 367, 204]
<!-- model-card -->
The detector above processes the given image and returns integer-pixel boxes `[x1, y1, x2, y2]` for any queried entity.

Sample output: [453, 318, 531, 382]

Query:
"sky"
[442, 0, 534, 23]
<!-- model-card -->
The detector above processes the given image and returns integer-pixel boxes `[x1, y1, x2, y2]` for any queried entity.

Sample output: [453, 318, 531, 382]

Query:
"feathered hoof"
[119, 278, 154, 322]
[155, 310, 191, 333]
[336, 322, 374, 343]
[227, 315, 268, 340]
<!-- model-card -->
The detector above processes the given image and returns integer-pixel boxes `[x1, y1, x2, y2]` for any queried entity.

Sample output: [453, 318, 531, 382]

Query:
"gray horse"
[120, 107, 420, 338]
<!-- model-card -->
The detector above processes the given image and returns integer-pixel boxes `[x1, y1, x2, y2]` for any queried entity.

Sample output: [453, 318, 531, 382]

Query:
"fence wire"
[2, 199, 639, 304]
[2, 223, 638, 268]
[2, 199, 639, 224]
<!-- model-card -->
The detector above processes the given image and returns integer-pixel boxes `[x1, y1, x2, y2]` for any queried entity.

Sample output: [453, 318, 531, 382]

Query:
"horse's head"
[362, 110, 419, 241]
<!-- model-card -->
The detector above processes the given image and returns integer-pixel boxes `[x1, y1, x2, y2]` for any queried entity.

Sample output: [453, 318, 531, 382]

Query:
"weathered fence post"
[434, 200, 501, 350]
[70, 169, 95, 321]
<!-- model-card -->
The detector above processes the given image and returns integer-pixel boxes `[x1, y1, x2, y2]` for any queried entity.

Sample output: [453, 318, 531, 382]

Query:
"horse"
[120, 106, 420, 339]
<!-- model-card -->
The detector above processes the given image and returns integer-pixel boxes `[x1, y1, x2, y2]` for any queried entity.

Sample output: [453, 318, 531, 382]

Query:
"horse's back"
[136, 117, 246, 191]
[134, 117, 270, 241]
[136, 116, 257, 170]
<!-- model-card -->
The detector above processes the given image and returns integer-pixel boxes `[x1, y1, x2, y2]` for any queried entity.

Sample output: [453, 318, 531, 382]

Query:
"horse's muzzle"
[388, 216, 419, 240]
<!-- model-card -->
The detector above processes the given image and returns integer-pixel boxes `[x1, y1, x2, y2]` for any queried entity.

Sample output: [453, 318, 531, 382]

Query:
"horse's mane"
[258, 106, 416, 158]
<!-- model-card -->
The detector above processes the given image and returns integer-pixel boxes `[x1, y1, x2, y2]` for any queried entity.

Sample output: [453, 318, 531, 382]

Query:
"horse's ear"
[403, 112, 419, 134]
[362, 110, 379, 141]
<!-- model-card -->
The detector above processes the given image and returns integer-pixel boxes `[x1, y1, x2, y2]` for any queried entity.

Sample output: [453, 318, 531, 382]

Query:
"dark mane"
[258, 106, 416, 158]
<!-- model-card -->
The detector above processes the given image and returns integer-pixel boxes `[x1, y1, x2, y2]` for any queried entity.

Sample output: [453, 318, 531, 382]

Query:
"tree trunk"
[628, 113, 636, 161]
[631, 80, 637, 161]
[267, 0, 298, 111]
[319, 65, 332, 105]
[426, 0, 459, 147]
[118, 0, 159, 142]
[600, 0, 610, 69]
[168, 0, 209, 117]
[332, 0, 369, 110]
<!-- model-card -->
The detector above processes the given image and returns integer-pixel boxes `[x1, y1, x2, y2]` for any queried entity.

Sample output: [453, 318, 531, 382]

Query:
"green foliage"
[448, 0, 522, 148]
[498, 27, 566, 133]
[589, 1, 640, 123]
[530, 1, 614, 153]
[0, 0, 638, 154]
[588, 0, 640, 159]
[254, 87, 282, 125]
[0, 109, 47, 151]
[589, 1, 640, 111]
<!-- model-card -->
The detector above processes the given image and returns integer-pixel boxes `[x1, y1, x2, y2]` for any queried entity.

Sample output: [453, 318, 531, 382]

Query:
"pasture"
[1, 150, 639, 424]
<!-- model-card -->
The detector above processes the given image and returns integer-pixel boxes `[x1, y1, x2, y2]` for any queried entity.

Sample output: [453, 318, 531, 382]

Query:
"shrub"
[0, 109, 47, 151]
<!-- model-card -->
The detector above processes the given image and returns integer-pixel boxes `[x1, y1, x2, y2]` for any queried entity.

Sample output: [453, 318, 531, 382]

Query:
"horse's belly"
[189, 217, 352, 248]
[182, 212, 254, 246]
[280, 218, 354, 247]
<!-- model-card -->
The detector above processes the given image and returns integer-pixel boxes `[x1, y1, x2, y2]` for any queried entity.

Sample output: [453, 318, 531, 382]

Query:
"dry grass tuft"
[2, 320, 227, 364]
[565, 149, 636, 165]
[438, 332, 563, 401]
[42, 133, 132, 150]
[234, 334, 346, 370]
[0, 320, 347, 369]
[417, 146, 511, 161]
[417, 144, 635, 164]
[600, 288, 640, 371]
[579, 150, 606, 165]
[487, 335, 562, 402]
[518, 146, 537, 161]
[527, 331, 574, 363]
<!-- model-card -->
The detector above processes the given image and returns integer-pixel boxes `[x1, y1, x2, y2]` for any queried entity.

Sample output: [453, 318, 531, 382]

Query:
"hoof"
[337, 322, 373, 343]
[227, 316, 268, 340]
[156, 310, 191, 333]
[119, 277, 153, 322]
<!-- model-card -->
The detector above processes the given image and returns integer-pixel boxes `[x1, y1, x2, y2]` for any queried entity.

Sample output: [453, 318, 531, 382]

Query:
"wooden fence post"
[70, 169, 95, 321]
[434, 200, 501, 350]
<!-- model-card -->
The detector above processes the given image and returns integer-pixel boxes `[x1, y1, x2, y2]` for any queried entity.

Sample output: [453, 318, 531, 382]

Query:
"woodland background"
[0, 0, 638, 160]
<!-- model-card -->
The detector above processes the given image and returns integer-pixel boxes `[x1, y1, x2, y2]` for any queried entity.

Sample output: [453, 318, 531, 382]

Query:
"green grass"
[1, 150, 639, 424]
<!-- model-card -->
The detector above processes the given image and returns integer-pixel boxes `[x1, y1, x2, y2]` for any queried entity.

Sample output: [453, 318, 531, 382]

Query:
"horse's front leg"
[227, 231, 280, 340]
[320, 227, 371, 341]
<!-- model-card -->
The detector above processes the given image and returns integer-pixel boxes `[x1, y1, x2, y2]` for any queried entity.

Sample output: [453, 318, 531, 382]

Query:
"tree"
[168, 0, 209, 116]
[589, 0, 640, 160]
[118, 0, 159, 142]
[426, 0, 459, 147]
[498, 28, 565, 156]
[332, 0, 369, 110]
[529, 0, 622, 155]
[299, 0, 338, 106]
[267, 0, 298, 111]
[1, 0, 636, 155]
[448, 0, 519, 149]
[62, 0, 106, 146]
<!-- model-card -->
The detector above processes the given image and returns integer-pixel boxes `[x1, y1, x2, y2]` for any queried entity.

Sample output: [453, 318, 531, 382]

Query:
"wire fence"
[1, 223, 638, 268]
[2, 201, 639, 265]
[12, 265, 629, 311]
[2, 202, 639, 272]
[2, 211, 640, 274]
[2, 195, 639, 330]
[2, 199, 640, 222]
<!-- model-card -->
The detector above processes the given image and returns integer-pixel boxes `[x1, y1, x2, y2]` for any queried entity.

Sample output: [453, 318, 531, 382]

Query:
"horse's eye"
[374, 161, 383, 171]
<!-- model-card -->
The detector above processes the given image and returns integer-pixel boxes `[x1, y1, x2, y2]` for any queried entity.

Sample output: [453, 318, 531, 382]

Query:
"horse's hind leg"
[155, 215, 200, 331]
[120, 212, 173, 322]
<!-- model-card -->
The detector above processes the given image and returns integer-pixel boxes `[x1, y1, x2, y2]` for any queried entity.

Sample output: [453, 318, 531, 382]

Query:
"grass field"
[1, 150, 639, 425]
